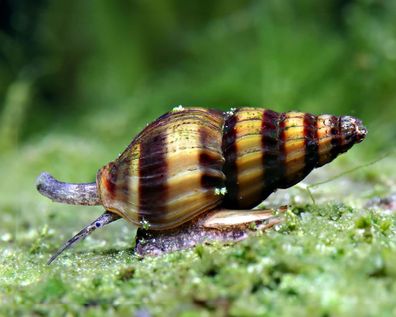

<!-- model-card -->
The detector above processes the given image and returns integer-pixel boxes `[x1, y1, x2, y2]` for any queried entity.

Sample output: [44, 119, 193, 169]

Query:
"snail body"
[37, 107, 367, 262]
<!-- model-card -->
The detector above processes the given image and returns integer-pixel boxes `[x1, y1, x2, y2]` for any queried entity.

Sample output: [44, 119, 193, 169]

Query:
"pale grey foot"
[134, 208, 285, 256]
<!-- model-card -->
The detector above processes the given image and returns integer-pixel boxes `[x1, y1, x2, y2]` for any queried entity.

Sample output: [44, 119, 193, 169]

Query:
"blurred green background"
[1, 0, 395, 210]
[1, 0, 396, 316]
[1, 0, 396, 152]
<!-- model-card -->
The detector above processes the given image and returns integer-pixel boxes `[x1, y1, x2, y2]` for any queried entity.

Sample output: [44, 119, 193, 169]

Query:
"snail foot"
[134, 207, 285, 256]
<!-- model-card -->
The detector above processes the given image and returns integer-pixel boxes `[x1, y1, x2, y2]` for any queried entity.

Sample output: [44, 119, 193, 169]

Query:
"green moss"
[2, 188, 395, 316]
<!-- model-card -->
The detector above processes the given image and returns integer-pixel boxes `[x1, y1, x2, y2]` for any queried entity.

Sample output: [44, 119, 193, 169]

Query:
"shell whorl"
[97, 107, 367, 229]
[222, 109, 366, 208]
[97, 108, 226, 230]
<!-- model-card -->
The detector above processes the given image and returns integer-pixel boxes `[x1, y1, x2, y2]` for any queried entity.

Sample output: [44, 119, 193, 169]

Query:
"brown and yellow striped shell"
[97, 107, 366, 230]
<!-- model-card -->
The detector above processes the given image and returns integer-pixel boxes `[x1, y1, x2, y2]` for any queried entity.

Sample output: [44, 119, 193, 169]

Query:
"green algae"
[1, 147, 395, 316]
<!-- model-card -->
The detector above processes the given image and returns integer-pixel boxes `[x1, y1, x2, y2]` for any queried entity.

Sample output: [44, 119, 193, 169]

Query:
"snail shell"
[97, 107, 367, 230]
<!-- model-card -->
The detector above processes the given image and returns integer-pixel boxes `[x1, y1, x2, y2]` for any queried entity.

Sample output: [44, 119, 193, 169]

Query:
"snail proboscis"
[36, 107, 367, 263]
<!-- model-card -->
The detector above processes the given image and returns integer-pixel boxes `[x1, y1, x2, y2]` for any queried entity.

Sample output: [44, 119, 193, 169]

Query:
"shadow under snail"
[36, 107, 367, 264]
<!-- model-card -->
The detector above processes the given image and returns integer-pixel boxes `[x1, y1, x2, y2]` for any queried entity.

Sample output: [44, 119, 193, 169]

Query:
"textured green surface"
[1, 1, 396, 316]
[1, 153, 395, 316]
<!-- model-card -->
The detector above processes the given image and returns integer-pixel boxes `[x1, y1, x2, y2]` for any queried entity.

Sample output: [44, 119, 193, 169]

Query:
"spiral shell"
[97, 107, 366, 230]
[222, 109, 366, 208]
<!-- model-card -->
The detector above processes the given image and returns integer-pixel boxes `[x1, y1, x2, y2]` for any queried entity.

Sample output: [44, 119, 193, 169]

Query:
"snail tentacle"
[36, 172, 100, 206]
[47, 211, 121, 265]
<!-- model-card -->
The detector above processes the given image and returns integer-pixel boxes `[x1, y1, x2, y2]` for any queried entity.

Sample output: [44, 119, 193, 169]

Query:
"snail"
[36, 107, 367, 263]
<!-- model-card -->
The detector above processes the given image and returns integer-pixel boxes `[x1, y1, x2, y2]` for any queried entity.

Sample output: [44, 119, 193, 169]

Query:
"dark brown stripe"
[277, 112, 288, 188]
[303, 113, 319, 173]
[201, 172, 224, 189]
[222, 110, 239, 207]
[330, 115, 341, 161]
[199, 126, 225, 189]
[138, 131, 168, 225]
[261, 110, 283, 195]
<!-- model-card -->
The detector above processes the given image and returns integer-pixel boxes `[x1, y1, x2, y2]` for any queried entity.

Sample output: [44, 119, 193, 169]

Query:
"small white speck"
[172, 105, 184, 112]
[140, 219, 151, 230]
[224, 107, 237, 118]
[214, 187, 227, 195]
